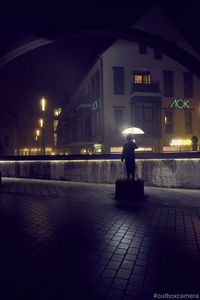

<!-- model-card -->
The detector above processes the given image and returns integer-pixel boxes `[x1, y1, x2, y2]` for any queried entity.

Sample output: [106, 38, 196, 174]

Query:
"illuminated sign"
[94, 144, 102, 153]
[92, 100, 98, 111]
[170, 99, 189, 109]
[170, 139, 191, 146]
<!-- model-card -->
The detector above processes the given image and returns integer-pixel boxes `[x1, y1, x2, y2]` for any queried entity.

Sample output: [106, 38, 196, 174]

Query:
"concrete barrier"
[0, 157, 200, 189]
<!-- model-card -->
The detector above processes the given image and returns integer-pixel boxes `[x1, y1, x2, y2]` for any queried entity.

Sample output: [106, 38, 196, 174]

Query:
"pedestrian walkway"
[0, 177, 200, 300]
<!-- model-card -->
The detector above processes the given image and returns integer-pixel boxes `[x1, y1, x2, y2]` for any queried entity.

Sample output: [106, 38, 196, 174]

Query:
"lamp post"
[35, 129, 40, 154]
[40, 98, 46, 155]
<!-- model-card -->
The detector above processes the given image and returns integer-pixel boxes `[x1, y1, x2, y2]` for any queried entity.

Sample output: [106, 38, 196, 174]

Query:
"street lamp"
[40, 97, 46, 155]
[39, 119, 44, 155]
[35, 129, 40, 142]
[36, 129, 40, 137]
[41, 97, 46, 112]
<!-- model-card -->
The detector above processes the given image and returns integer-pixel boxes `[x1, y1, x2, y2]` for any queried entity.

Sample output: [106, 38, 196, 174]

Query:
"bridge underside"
[1, 28, 200, 79]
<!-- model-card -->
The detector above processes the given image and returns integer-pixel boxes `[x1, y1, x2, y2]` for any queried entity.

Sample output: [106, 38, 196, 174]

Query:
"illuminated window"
[134, 75, 142, 84]
[81, 148, 87, 154]
[170, 139, 191, 146]
[110, 147, 123, 154]
[53, 120, 58, 131]
[93, 144, 102, 153]
[164, 110, 173, 134]
[143, 74, 151, 84]
[133, 72, 151, 84]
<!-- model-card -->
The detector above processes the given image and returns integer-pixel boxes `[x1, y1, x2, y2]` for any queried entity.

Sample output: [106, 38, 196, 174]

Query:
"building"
[17, 106, 60, 156]
[58, 4, 200, 154]
[52, 107, 62, 154]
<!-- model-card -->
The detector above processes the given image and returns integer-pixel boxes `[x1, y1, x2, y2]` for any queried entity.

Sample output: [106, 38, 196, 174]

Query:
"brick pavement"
[0, 177, 200, 300]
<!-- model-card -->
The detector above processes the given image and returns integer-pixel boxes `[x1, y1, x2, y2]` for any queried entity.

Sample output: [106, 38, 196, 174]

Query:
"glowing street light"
[40, 97, 47, 155]
[35, 129, 40, 142]
[41, 98, 46, 111]
[40, 119, 43, 128]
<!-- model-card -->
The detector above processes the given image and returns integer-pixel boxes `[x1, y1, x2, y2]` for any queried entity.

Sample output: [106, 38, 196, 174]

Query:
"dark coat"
[121, 141, 138, 161]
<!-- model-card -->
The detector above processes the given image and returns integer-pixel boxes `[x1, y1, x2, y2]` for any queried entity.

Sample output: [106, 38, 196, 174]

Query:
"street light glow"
[40, 119, 43, 128]
[41, 98, 46, 111]
[36, 129, 40, 136]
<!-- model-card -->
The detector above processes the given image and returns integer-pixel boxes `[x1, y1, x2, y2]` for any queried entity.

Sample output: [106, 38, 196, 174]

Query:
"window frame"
[184, 110, 192, 134]
[163, 70, 174, 97]
[183, 72, 193, 98]
[132, 100, 161, 138]
[164, 110, 173, 134]
[113, 66, 125, 95]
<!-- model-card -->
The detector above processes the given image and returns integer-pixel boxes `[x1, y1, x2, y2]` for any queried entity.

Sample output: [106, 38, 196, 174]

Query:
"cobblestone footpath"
[0, 177, 200, 300]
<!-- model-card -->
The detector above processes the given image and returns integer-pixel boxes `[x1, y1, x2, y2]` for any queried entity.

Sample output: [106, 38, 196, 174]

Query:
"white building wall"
[61, 4, 200, 154]
[101, 39, 200, 152]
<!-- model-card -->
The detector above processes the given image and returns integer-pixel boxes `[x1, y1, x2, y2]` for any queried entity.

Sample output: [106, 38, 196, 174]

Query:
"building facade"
[57, 5, 200, 154]
[16, 106, 60, 156]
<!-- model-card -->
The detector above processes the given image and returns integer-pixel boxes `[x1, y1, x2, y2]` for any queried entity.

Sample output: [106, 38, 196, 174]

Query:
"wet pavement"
[0, 177, 200, 300]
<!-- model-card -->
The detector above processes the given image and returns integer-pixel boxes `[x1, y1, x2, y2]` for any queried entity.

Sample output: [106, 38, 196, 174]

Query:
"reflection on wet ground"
[0, 177, 200, 299]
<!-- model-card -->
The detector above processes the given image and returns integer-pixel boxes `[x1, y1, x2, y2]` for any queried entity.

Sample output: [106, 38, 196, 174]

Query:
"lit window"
[133, 72, 151, 84]
[93, 144, 102, 153]
[134, 75, 142, 84]
[110, 147, 123, 153]
[143, 74, 151, 84]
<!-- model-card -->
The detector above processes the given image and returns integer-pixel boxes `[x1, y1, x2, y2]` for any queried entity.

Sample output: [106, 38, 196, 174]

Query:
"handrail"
[0, 152, 200, 161]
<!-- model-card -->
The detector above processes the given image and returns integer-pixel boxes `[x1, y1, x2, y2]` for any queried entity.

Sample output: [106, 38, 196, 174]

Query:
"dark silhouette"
[121, 134, 138, 180]
[191, 136, 198, 151]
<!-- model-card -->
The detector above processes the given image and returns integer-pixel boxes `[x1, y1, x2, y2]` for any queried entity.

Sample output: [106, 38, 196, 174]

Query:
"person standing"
[121, 134, 138, 181]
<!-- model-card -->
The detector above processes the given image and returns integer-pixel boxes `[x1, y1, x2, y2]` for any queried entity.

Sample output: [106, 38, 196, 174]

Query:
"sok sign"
[170, 99, 190, 109]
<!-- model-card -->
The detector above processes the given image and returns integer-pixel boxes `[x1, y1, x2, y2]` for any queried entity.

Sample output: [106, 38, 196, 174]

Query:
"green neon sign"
[92, 100, 98, 111]
[170, 99, 189, 109]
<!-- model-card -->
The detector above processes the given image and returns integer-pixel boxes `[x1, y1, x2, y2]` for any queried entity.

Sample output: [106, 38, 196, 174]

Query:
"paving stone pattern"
[0, 178, 200, 300]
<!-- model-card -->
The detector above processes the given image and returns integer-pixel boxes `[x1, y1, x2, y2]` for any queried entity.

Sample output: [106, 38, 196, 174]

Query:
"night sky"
[0, 1, 200, 116]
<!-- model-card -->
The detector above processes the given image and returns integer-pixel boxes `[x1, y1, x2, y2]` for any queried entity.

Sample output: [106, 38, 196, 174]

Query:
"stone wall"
[0, 158, 200, 189]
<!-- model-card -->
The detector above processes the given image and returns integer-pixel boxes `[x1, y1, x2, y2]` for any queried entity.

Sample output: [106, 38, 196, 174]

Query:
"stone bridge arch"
[1, 27, 200, 79]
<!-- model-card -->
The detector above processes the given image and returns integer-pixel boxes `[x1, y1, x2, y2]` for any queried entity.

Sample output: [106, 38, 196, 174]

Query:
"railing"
[0, 152, 200, 161]
[131, 82, 160, 93]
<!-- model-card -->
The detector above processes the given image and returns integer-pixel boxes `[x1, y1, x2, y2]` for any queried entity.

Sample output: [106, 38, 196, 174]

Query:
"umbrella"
[122, 127, 145, 135]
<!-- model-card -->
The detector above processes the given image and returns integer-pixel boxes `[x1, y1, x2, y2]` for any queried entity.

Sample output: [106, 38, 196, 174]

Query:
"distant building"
[17, 107, 61, 156]
[58, 4, 200, 154]
[52, 107, 61, 154]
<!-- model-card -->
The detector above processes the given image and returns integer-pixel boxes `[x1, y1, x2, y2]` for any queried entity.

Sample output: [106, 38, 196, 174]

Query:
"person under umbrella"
[121, 133, 138, 181]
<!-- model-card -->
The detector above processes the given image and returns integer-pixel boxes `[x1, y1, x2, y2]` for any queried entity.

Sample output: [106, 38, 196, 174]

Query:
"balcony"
[131, 82, 160, 93]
